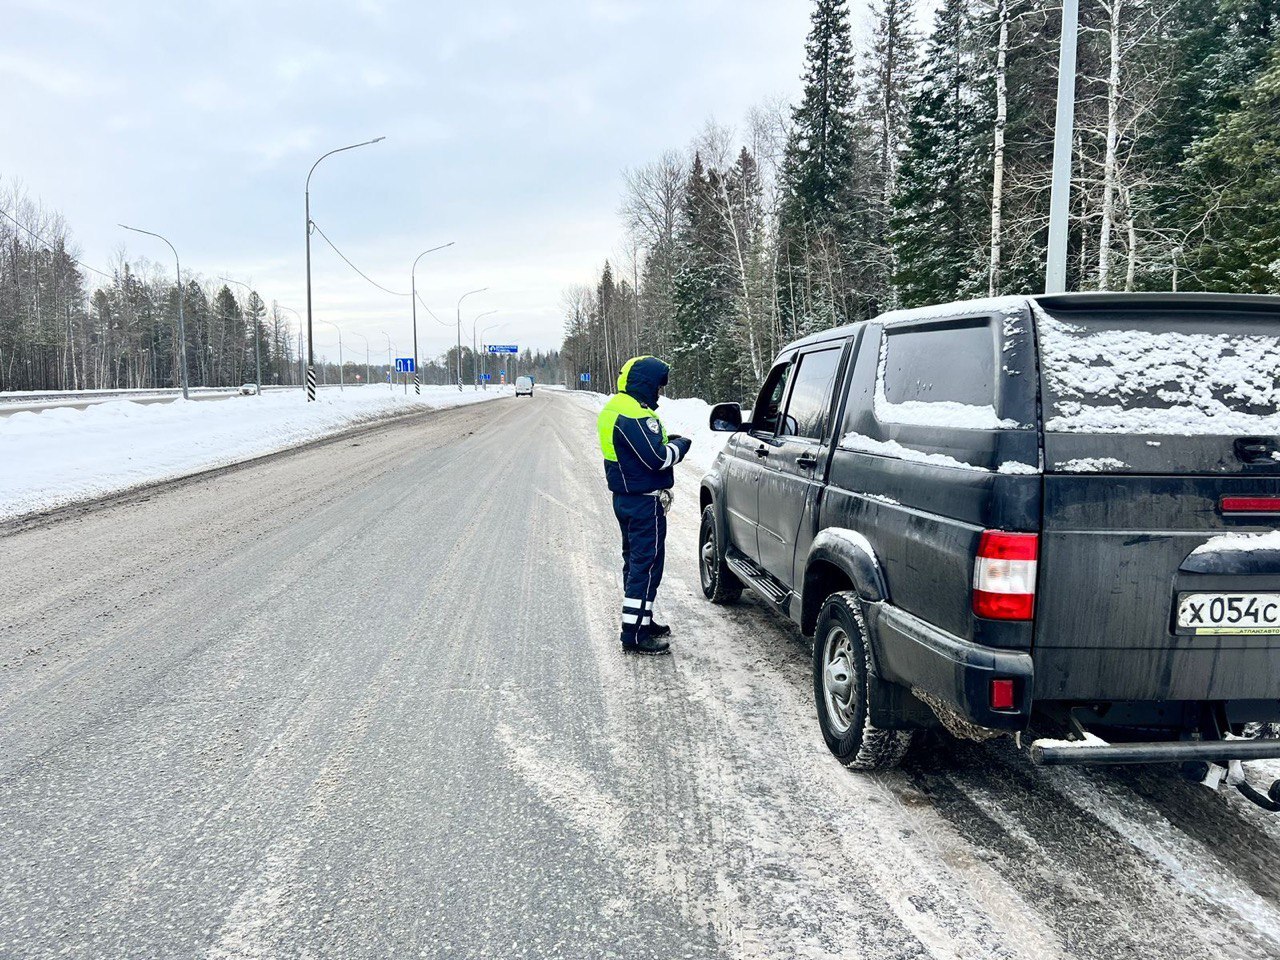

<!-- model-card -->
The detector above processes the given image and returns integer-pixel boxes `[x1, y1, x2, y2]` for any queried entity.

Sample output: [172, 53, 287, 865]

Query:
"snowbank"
[0, 386, 507, 521]
[565, 391, 730, 474]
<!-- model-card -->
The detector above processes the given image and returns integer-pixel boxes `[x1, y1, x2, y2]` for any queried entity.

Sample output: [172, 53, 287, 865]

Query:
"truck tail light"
[973, 531, 1038, 621]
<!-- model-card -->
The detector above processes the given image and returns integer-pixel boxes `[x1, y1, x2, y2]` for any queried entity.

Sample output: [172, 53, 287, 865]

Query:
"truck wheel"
[699, 504, 742, 604]
[813, 591, 914, 770]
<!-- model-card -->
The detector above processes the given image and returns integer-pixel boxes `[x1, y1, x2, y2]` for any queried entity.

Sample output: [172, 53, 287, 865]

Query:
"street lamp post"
[119, 224, 190, 400]
[470, 309, 497, 390]
[348, 330, 371, 387]
[219, 276, 263, 395]
[381, 332, 394, 391]
[277, 304, 304, 386]
[455, 288, 488, 391]
[1045, 0, 1079, 294]
[411, 242, 455, 396]
[481, 318, 507, 389]
[317, 318, 343, 390]
[305, 136, 385, 402]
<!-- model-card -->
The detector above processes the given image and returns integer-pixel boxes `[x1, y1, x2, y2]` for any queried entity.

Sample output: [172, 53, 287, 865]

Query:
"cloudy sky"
[2, 1, 825, 361]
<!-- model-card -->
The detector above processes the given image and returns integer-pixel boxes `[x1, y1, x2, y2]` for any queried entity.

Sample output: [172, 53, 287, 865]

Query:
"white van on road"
[515, 376, 534, 397]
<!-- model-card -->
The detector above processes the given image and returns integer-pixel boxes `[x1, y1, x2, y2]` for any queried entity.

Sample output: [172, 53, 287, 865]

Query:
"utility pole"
[382, 332, 393, 391]
[1045, 0, 1079, 294]
[305, 136, 385, 401]
[119, 224, 189, 400]
[455, 288, 488, 391]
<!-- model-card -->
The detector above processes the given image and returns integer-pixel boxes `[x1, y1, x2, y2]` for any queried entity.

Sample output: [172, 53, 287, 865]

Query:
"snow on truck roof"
[781, 292, 1280, 353]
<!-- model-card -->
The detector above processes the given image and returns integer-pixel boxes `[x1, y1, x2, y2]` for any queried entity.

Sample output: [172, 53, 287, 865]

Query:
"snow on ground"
[0, 386, 508, 521]
[564, 390, 730, 474]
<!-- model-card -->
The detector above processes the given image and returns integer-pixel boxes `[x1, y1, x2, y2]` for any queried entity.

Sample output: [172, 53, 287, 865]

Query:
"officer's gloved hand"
[669, 435, 692, 459]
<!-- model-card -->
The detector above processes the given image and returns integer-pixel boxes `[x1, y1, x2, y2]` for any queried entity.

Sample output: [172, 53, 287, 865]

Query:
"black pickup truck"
[699, 293, 1280, 803]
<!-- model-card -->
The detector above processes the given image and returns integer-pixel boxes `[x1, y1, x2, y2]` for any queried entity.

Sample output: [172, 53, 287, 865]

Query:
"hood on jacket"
[617, 355, 669, 409]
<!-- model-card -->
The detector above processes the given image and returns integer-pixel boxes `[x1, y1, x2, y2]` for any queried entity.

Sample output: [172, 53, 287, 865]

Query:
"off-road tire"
[813, 591, 914, 770]
[699, 504, 742, 604]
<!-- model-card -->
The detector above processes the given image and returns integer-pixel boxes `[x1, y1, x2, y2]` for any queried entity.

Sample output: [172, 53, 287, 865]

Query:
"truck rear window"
[1036, 308, 1280, 436]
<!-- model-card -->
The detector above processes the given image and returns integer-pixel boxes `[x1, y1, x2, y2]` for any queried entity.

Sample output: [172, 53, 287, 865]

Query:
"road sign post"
[395, 357, 416, 396]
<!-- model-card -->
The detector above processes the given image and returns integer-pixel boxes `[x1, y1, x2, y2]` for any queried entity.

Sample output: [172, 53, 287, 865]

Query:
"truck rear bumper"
[870, 603, 1033, 732]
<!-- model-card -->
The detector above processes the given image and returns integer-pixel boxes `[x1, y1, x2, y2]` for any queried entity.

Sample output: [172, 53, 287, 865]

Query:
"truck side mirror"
[709, 402, 745, 432]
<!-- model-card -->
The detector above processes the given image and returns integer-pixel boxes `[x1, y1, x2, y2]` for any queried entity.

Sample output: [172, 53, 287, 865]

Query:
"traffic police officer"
[597, 356, 692, 655]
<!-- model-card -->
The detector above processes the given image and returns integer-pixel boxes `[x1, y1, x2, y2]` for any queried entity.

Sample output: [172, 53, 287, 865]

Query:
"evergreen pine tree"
[1185, 49, 1280, 291]
[777, 0, 864, 336]
[890, 0, 993, 307]
[861, 0, 921, 309]
[672, 154, 738, 398]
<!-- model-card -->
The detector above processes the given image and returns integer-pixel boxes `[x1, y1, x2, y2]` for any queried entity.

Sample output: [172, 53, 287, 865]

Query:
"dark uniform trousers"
[613, 492, 667, 641]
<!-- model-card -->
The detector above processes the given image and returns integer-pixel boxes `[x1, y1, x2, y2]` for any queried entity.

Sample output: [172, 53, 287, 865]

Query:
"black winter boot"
[622, 633, 671, 656]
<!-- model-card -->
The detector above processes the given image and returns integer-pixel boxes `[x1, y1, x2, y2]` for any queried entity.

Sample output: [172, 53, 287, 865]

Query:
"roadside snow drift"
[0, 386, 507, 521]
[566, 391, 731, 474]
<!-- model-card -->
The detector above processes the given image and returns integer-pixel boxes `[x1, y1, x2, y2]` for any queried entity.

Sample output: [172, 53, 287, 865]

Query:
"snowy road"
[2, 391, 1280, 959]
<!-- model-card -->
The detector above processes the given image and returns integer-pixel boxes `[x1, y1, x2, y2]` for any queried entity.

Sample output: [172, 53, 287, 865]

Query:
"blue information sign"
[579, 372, 591, 383]
[486, 344, 518, 354]
[395, 357, 416, 373]
[482, 374, 492, 381]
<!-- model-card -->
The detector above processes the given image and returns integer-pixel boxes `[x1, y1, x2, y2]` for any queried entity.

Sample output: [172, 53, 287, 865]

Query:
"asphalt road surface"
[3, 391, 1280, 959]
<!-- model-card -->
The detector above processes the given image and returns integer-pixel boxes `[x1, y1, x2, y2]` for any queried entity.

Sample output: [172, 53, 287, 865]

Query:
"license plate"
[1177, 593, 1280, 635]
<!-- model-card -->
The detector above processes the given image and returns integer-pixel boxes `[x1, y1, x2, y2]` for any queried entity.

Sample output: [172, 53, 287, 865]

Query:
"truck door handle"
[755, 445, 769, 458]
[796, 453, 819, 469]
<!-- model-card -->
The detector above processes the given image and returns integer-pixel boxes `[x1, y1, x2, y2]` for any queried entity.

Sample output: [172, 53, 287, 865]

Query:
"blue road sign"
[482, 374, 492, 381]
[486, 344, 518, 354]
[395, 357, 416, 373]
[579, 372, 591, 383]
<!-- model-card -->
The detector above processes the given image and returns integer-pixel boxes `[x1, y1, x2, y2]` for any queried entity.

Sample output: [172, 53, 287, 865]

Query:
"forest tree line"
[561, 0, 1280, 402]
[0, 183, 567, 394]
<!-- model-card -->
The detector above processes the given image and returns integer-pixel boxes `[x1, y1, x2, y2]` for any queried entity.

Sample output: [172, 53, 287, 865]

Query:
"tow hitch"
[1181, 759, 1280, 812]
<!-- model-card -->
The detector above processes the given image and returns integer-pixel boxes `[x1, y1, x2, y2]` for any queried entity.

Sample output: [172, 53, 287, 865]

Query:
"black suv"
[699, 293, 1280, 779]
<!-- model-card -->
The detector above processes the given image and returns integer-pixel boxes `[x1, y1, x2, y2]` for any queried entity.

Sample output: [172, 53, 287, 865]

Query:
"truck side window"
[881, 319, 995, 407]
[779, 348, 842, 440]
[752, 361, 792, 436]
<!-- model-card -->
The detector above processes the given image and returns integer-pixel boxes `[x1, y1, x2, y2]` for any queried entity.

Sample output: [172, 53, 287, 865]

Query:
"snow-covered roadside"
[0, 386, 508, 521]
[564, 391, 730, 474]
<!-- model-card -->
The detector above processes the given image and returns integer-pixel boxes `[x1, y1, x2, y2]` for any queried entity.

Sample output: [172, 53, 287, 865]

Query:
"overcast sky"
[2, 1, 825, 361]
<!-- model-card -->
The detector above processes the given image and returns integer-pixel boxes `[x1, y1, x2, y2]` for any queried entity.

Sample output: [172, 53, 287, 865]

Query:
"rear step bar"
[1030, 738, 1280, 766]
